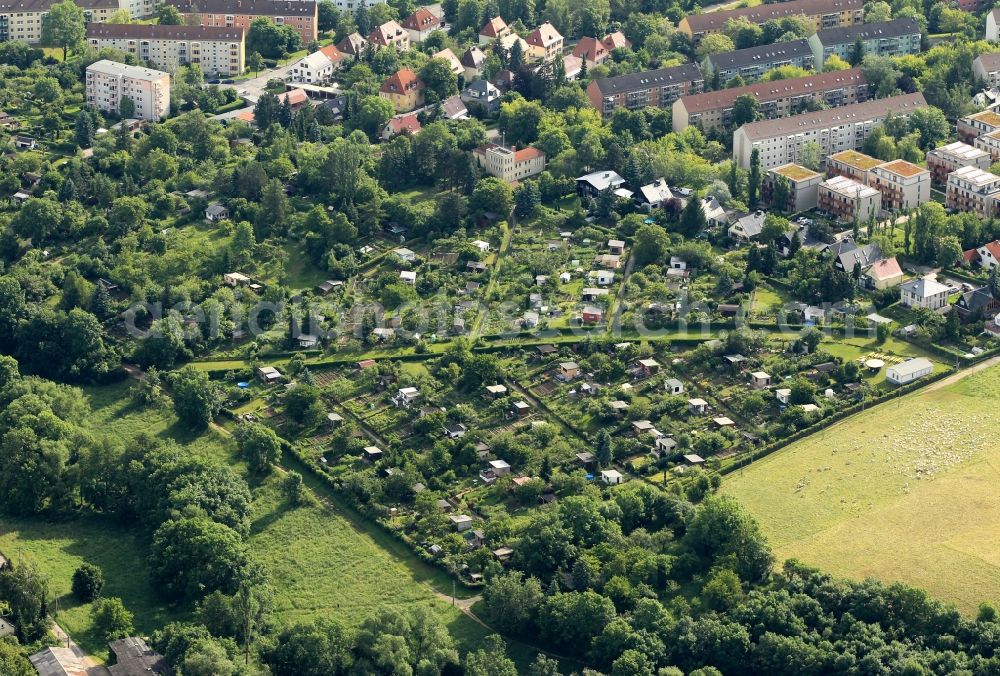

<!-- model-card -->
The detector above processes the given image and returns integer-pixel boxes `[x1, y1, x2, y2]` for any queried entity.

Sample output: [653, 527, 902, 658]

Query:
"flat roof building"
[818, 175, 881, 222]
[926, 141, 991, 185]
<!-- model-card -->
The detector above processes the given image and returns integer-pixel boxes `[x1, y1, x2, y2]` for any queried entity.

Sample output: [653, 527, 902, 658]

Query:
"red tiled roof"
[602, 31, 630, 50]
[984, 239, 1000, 261]
[386, 113, 421, 135]
[403, 7, 439, 31]
[380, 68, 423, 95]
[678, 67, 865, 115]
[868, 257, 901, 280]
[319, 44, 343, 62]
[480, 16, 507, 37]
[514, 147, 543, 162]
[278, 88, 308, 106]
[234, 108, 255, 123]
[963, 248, 980, 263]
[572, 37, 606, 62]
[527, 22, 562, 47]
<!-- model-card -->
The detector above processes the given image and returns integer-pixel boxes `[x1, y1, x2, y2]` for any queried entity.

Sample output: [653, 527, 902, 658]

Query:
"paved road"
[225, 60, 299, 101]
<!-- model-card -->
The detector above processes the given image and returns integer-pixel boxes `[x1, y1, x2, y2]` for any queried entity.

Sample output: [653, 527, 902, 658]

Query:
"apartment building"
[926, 141, 991, 185]
[867, 160, 930, 211]
[732, 92, 926, 168]
[703, 39, 814, 83]
[975, 129, 1000, 162]
[957, 109, 1000, 144]
[972, 52, 1000, 88]
[472, 143, 546, 183]
[818, 175, 881, 222]
[677, 0, 864, 44]
[86, 59, 170, 120]
[86, 23, 245, 77]
[368, 19, 409, 50]
[586, 63, 704, 118]
[762, 163, 823, 212]
[672, 67, 866, 132]
[0, 0, 125, 43]
[826, 148, 884, 182]
[290, 44, 343, 83]
[379, 67, 424, 112]
[946, 165, 1000, 218]
[808, 18, 921, 68]
[526, 21, 563, 61]
[166, 0, 317, 45]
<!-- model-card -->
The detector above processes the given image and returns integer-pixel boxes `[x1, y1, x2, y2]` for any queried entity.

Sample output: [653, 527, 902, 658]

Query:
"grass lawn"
[820, 335, 946, 384]
[723, 362, 1000, 614]
[0, 515, 188, 660]
[0, 382, 518, 661]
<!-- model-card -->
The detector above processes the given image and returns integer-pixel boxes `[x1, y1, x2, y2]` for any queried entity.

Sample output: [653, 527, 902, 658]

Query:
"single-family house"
[461, 79, 502, 115]
[402, 7, 442, 43]
[728, 210, 766, 241]
[526, 21, 563, 61]
[865, 257, 903, 289]
[577, 170, 626, 198]
[479, 16, 510, 45]
[900, 277, 950, 311]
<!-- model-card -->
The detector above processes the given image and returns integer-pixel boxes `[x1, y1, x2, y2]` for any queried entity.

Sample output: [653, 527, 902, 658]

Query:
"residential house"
[973, 51, 1000, 88]
[926, 141, 991, 184]
[381, 112, 421, 139]
[433, 47, 463, 76]
[702, 196, 729, 227]
[473, 143, 546, 183]
[460, 46, 487, 81]
[808, 18, 920, 69]
[729, 210, 767, 241]
[763, 163, 823, 212]
[291, 44, 343, 83]
[461, 79, 502, 115]
[440, 94, 468, 119]
[402, 7, 441, 42]
[977, 240, 1000, 269]
[677, 0, 864, 44]
[732, 93, 926, 169]
[526, 22, 563, 61]
[206, 203, 229, 221]
[833, 240, 881, 274]
[336, 32, 366, 57]
[818, 175, 880, 222]
[379, 68, 424, 112]
[988, 6, 1000, 41]
[864, 256, 903, 289]
[572, 36, 610, 67]
[586, 63, 704, 118]
[479, 16, 510, 45]
[577, 170, 626, 197]
[954, 285, 1000, 319]
[636, 179, 676, 210]
[672, 67, 867, 133]
[368, 20, 409, 50]
[703, 39, 813, 82]
[899, 277, 950, 310]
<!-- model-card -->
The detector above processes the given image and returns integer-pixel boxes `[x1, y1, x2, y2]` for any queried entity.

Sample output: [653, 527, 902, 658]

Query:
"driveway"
[226, 60, 299, 101]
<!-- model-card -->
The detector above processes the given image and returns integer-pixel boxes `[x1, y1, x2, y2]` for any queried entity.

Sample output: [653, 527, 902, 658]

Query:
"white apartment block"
[926, 141, 991, 184]
[0, 0, 122, 44]
[86, 59, 170, 120]
[86, 24, 245, 77]
[472, 144, 546, 183]
[974, 129, 1000, 163]
[945, 165, 1000, 219]
[867, 160, 930, 211]
[732, 93, 926, 169]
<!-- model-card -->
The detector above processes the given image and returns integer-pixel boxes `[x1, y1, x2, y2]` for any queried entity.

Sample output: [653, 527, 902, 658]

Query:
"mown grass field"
[0, 381, 510, 662]
[724, 362, 1000, 614]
